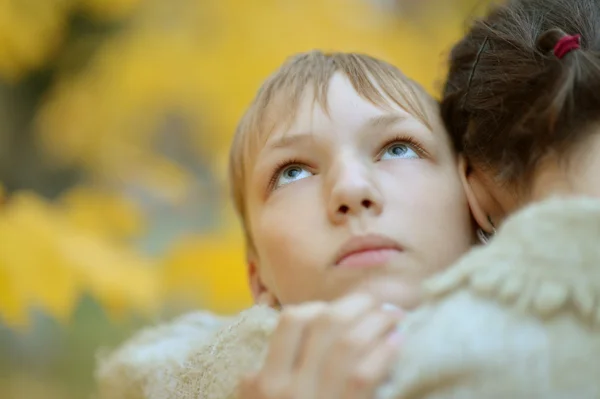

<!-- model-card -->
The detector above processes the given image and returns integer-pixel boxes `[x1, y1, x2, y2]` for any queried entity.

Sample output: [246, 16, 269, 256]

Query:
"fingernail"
[386, 331, 404, 346]
[381, 302, 400, 312]
[381, 302, 404, 317]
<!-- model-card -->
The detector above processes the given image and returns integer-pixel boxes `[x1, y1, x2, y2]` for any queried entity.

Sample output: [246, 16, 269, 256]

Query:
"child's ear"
[459, 155, 501, 232]
[247, 251, 279, 308]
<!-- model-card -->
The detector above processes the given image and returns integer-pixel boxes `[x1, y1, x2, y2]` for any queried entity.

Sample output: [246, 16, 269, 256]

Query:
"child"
[178, 0, 600, 397]
[243, 0, 600, 397]
[96, 51, 475, 398]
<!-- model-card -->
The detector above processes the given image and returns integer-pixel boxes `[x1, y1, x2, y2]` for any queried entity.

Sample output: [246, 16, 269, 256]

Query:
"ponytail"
[441, 0, 600, 185]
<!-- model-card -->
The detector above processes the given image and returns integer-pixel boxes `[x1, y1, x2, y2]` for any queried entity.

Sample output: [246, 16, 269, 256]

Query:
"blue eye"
[381, 143, 419, 160]
[276, 165, 313, 188]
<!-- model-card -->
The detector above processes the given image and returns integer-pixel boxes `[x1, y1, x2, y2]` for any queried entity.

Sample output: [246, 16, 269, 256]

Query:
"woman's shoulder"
[380, 197, 600, 399]
[425, 196, 600, 321]
[381, 289, 600, 399]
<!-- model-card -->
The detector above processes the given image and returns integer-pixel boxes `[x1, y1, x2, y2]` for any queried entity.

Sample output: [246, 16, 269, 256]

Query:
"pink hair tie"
[554, 34, 581, 59]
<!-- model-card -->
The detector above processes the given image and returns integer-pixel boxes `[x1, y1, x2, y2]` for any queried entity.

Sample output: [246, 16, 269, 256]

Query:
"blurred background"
[0, 0, 493, 397]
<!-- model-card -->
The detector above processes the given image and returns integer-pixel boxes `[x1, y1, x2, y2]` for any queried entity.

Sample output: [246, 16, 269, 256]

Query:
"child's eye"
[275, 165, 313, 188]
[380, 142, 419, 160]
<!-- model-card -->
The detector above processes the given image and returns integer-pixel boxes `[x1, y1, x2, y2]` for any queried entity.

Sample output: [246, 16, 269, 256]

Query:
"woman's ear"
[459, 155, 500, 232]
[247, 250, 279, 308]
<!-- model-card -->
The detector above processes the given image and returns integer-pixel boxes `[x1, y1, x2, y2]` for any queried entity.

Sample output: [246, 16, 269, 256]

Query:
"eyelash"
[267, 158, 307, 191]
[266, 135, 427, 192]
[378, 134, 428, 158]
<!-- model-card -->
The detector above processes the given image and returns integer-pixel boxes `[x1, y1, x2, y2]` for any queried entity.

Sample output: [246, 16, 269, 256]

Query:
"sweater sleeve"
[169, 305, 279, 399]
[378, 197, 600, 399]
[95, 310, 232, 399]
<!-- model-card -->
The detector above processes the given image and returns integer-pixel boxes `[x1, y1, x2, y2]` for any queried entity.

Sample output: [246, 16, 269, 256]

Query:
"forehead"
[267, 77, 412, 144]
[251, 73, 440, 158]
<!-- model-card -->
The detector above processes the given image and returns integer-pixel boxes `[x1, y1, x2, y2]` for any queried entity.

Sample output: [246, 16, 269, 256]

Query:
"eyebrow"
[361, 113, 436, 144]
[266, 131, 315, 150]
[265, 113, 414, 151]
[362, 114, 409, 132]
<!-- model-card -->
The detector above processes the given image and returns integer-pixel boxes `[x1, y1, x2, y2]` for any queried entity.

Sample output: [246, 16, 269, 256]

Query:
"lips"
[335, 234, 403, 269]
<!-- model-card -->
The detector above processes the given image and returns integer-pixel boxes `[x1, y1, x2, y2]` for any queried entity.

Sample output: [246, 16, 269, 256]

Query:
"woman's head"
[442, 0, 600, 231]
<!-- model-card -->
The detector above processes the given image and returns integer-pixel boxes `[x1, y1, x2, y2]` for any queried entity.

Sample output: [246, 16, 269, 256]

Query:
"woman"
[98, 0, 600, 397]
[237, 0, 600, 398]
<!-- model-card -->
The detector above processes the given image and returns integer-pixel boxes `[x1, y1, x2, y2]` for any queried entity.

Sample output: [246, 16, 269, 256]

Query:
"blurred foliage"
[0, 186, 157, 328]
[0, 0, 491, 397]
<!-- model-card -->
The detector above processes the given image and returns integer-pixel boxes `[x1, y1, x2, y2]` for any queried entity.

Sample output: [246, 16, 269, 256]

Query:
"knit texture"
[96, 197, 600, 399]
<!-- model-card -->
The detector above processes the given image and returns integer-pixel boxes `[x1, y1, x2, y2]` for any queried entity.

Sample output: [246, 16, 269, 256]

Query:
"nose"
[327, 162, 383, 224]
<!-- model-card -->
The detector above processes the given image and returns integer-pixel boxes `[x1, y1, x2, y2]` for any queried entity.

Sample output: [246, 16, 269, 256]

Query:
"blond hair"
[229, 50, 434, 247]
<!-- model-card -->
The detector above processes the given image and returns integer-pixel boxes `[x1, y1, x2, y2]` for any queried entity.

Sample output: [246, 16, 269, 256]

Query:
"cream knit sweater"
[96, 197, 600, 399]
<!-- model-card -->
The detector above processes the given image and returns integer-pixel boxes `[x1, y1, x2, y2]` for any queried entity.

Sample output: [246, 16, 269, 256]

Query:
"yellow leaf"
[161, 230, 252, 314]
[77, 0, 143, 21]
[0, 0, 72, 80]
[58, 185, 145, 239]
[0, 259, 29, 328]
[0, 193, 80, 321]
[0, 190, 160, 327]
[122, 154, 193, 204]
[56, 232, 159, 318]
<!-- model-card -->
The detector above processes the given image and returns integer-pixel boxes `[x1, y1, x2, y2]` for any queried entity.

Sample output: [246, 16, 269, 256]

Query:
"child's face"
[245, 73, 473, 309]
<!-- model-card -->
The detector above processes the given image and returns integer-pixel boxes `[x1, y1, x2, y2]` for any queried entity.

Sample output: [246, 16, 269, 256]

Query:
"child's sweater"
[97, 197, 600, 399]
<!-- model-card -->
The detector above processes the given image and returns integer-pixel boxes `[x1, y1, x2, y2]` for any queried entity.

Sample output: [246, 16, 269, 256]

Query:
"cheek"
[383, 162, 473, 268]
[250, 188, 327, 302]
[255, 206, 311, 264]
[384, 161, 468, 213]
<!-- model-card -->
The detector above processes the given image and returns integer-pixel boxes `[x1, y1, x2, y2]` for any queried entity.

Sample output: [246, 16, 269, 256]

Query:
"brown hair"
[442, 0, 600, 186]
[229, 50, 434, 245]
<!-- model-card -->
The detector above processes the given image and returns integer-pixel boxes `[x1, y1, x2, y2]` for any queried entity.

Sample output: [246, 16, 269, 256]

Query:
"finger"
[262, 302, 326, 379]
[348, 308, 404, 344]
[345, 332, 404, 399]
[295, 293, 377, 373]
[320, 309, 403, 399]
[353, 277, 418, 308]
[237, 373, 257, 399]
[292, 294, 377, 399]
[239, 371, 291, 399]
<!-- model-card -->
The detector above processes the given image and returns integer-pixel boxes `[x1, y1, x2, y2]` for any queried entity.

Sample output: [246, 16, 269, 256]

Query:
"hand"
[239, 293, 404, 399]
